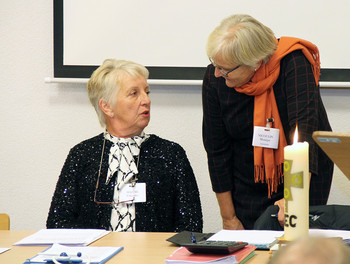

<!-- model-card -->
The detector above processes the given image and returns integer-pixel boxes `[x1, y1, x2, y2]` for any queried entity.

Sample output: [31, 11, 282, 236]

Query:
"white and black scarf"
[105, 131, 149, 231]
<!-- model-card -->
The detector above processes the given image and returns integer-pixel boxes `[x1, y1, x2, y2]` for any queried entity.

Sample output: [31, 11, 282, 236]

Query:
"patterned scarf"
[105, 131, 149, 231]
[234, 37, 320, 197]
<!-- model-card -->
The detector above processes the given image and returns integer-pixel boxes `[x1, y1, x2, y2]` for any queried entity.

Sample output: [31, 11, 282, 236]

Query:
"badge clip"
[266, 118, 274, 129]
[131, 177, 138, 187]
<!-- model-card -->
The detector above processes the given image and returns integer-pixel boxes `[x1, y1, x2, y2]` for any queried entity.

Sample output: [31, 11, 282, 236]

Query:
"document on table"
[14, 229, 111, 246]
[0, 248, 10, 254]
[207, 229, 350, 250]
[23, 243, 123, 264]
[207, 230, 283, 249]
[308, 229, 350, 239]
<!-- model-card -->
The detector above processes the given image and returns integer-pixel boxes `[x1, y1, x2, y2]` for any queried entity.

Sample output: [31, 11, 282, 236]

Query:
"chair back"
[0, 213, 10, 230]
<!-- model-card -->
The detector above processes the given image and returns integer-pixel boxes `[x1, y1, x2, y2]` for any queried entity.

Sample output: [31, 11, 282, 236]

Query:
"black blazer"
[47, 133, 203, 232]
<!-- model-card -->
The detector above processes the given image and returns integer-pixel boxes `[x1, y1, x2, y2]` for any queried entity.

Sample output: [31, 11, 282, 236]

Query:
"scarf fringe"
[254, 163, 284, 198]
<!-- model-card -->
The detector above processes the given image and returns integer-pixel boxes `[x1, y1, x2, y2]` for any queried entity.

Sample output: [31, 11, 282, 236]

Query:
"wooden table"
[0, 230, 271, 263]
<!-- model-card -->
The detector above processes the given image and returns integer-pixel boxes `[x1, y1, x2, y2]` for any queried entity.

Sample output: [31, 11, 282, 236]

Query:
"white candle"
[284, 127, 309, 241]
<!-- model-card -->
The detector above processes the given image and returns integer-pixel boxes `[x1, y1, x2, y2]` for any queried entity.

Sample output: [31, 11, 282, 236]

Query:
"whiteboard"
[54, 0, 350, 82]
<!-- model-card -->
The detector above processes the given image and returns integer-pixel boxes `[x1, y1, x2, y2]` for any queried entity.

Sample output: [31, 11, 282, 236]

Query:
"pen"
[190, 232, 197, 243]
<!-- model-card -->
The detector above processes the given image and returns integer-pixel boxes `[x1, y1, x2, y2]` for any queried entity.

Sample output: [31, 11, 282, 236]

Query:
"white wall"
[1, 1, 349, 232]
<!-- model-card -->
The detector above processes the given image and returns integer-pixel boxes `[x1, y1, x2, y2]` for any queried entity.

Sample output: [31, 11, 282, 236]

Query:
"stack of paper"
[207, 230, 283, 249]
[14, 229, 111, 246]
[207, 229, 350, 250]
[166, 245, 256, 264]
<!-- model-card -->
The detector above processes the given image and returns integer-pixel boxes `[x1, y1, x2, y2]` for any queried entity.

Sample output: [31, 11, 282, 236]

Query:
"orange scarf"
[234, 37, 320, 197]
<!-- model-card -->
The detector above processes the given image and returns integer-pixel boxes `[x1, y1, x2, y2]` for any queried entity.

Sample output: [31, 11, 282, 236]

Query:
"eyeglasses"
[94, 174, 136, 205]
[209, 57, 241, 77]
[93, 135, 135, 205]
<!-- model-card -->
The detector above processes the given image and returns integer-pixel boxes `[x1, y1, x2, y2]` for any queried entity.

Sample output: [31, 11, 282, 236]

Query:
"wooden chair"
[0, 213, 10, 230]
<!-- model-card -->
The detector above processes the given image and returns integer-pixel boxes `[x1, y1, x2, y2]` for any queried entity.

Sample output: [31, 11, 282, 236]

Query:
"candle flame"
[293, 126, 299, 144]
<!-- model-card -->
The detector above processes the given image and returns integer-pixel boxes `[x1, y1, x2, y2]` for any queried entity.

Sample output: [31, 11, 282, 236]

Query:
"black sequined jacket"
[46, 133, 203, 232]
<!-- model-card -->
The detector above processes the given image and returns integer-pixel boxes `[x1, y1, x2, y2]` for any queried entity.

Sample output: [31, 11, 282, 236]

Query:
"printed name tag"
[119, 183, 146, 203]
[252, 126, 280, 149]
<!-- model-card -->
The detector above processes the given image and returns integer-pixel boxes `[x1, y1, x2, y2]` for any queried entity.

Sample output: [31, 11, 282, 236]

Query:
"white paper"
[208, 229, 350, 248]
[308, 229, 350, 239]
[14, 229, 110, 246]
[0, 248, 10, 254]
[207, 230, 283, 247]
[29, 243, 123, 263]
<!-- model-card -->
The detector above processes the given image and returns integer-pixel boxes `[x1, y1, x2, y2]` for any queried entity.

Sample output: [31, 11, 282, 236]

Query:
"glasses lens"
[209, 58, 228, 76]
[219, 69, 229, 77]
[209, 57, 241, 77]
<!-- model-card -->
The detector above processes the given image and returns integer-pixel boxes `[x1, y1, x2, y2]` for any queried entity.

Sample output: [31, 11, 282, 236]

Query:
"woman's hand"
[216, 191, 245, 230]
[223, 216, 245, 230]
[274, 198, 285, 227]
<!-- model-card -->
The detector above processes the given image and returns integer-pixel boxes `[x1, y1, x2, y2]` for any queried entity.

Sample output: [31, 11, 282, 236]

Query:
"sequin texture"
[46, 133, 203, 232]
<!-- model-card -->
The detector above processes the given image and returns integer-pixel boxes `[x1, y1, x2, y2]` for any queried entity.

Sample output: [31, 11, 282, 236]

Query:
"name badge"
[252, 126, 280, 149]
[119, 183, 146, 203]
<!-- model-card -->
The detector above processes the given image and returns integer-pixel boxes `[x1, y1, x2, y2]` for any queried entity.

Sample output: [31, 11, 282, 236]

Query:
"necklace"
[93, 132, 145, 204]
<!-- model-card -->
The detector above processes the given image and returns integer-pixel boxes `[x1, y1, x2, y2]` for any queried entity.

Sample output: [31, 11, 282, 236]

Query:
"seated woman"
[46, 59, 203, 232]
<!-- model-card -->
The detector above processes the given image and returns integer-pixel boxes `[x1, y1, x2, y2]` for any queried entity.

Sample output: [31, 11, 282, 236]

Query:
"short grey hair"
[87, 59, 149, 127]
[206, 14, 277, 69]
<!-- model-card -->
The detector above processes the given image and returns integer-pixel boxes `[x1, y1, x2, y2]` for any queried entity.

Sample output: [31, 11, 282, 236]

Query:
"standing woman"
[47, 59, 203, 232]
[202, 14, 333, 230]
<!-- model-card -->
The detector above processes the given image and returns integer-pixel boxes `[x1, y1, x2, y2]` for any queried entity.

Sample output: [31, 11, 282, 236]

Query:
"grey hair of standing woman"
[206, 14, 277, 69]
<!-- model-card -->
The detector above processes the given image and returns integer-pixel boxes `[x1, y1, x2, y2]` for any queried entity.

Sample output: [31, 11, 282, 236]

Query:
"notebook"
[312, 131, 350, 180]
[165, 245, 256, 264]
[23, 243, 123, 264]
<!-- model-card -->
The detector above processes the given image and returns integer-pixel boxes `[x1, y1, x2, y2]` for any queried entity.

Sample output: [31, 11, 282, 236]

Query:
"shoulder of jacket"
[144, 134, 183, 152]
